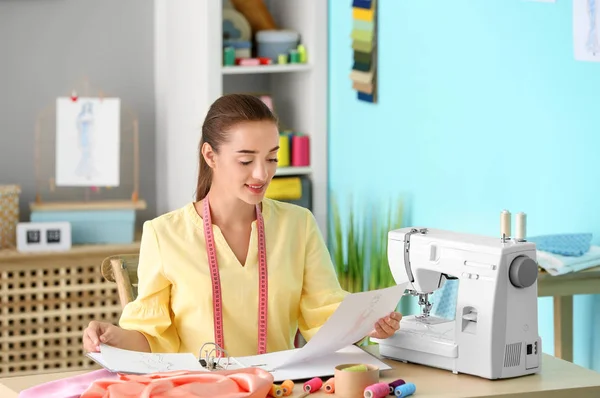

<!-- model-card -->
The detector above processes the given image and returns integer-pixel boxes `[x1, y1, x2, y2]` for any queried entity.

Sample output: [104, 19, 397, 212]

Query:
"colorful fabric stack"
[350, 0, 378, 103]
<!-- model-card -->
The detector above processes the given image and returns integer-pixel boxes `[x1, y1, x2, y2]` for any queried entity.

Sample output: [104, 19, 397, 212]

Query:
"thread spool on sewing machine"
[500, 210, 527, 243]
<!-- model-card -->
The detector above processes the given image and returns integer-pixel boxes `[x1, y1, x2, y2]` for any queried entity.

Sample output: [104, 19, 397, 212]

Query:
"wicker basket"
[0, 185, 21, 249]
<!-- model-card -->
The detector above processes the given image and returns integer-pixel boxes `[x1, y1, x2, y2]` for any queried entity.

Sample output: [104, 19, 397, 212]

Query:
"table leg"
[553, 295, 573, 362]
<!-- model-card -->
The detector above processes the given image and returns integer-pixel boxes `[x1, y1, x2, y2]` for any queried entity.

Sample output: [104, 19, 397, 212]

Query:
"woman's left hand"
[367, 311, 402, 339]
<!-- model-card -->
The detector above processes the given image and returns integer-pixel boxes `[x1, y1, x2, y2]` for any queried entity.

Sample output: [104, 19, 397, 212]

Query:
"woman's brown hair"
[195, 94, 278, 201]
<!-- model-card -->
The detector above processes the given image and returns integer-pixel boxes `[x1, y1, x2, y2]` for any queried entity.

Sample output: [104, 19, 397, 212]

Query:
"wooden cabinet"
[0, 242, 139, 377]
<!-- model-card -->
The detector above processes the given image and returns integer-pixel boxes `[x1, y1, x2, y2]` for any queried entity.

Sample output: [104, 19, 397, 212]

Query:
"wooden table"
[1, 345, 600, 398]
[537, 266, 600, 362]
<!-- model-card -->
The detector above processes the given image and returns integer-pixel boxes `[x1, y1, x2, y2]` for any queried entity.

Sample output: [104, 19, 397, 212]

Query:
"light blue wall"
[328, 0, 600, 370]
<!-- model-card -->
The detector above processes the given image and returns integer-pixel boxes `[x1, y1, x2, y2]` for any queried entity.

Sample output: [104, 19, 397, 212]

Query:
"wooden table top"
[1, 346, 600, 398]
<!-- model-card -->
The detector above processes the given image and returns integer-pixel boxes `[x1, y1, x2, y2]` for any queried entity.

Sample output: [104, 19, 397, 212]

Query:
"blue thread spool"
[394, 382, 416, 397]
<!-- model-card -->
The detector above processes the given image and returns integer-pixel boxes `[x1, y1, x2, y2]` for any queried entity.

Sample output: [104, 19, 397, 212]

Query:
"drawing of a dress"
[75, 102, 97, 180]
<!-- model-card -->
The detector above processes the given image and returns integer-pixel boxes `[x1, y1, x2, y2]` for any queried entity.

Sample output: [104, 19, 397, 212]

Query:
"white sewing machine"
[371, 225, 542, 380]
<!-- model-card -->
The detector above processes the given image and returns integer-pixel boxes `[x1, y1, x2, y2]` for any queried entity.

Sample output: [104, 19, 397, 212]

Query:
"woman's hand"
[367, 311, 402, 339]
[83, 321, 126, 352]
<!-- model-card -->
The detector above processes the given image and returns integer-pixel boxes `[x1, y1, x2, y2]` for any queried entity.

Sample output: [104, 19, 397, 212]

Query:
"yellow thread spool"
[278, 134, 290, 167]
[269, 384, 283, 397]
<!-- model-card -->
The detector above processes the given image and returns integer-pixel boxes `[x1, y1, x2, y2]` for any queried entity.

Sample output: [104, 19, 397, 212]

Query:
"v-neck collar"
[186, 199, 271, 268]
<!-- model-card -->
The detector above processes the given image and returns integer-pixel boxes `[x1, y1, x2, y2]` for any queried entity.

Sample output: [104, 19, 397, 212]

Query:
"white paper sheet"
[276, 283, 408, 368]
[233, 345, 391, 382]
[574, 0, 600, 62]
[87, 344, 206, 374]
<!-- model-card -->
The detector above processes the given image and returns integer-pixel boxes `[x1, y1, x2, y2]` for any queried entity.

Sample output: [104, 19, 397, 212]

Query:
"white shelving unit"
[154, 0, 329, 238]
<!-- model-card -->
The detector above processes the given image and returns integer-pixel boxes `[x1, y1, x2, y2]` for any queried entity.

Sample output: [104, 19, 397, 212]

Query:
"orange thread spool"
[324, 377, 335, 393]
[281, 380, 294, 396]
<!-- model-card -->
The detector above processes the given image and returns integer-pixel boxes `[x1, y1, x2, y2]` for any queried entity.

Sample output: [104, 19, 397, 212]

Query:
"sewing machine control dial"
[508, 255, 538, 288]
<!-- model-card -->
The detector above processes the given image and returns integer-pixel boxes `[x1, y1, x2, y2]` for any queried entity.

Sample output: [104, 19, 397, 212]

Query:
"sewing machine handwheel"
[509, 256, 538, 288]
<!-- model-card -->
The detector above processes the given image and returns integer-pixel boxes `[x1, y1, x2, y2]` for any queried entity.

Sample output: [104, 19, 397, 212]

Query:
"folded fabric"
[81, 367, 274, 398]
[18, 369, 117, 398]
[265, 177, 302, 201]
[527, 233, 592, 257]
[537, 245, 600, 276]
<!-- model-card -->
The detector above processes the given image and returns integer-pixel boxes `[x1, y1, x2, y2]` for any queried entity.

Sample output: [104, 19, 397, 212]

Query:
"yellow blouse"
[119, 198, 348, 357]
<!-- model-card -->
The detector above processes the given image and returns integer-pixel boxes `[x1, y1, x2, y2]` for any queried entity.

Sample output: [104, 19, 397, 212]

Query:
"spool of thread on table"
[500, 209, 511, 239]
[394, 382, 416, 397]
[281, 380, 294, 396]
[269, 384, 283, 397]
[303, 377, 322, 393]
[515, 212, 527, 241]
[364, 382, 390, 398]
[324, 377, 335, 393]
[388, 379, 405, 394]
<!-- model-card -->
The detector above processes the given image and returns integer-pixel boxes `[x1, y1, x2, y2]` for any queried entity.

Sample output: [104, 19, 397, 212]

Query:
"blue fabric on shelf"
[537, 245, 600, 275]
[430, 278, 459, 320]
[527, 233, 592, 257]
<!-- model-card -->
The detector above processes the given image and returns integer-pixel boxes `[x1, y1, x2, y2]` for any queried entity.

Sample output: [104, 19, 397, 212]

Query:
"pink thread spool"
[291, 134, 310, 166]
[363, 382, 389, 398]
[303, 377, 322, 393]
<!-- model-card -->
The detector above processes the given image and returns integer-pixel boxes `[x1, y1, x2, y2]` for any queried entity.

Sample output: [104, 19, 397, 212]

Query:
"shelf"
[222, 64, 311, 75]
[275, 166, 312, 176]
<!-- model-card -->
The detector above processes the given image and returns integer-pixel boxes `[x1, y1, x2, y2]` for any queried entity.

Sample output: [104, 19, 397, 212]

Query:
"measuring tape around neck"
[202, 196, 269, 355]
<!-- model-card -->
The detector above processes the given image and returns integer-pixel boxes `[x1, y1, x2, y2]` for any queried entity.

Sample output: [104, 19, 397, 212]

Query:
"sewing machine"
[371, 226, 541, 380]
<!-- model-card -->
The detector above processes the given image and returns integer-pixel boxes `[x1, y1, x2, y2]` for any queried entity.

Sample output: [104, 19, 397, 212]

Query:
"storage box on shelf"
[29, 200, 146, 245]
[0, 241, 140, 377]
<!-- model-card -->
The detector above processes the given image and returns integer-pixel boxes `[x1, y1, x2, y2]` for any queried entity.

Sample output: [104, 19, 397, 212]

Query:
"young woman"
[82, 94, 402, 358]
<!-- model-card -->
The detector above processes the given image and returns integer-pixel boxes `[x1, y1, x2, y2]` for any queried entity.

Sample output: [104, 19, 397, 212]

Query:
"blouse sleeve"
[298, 210, 349, 341]
[118, 221, 181, 353]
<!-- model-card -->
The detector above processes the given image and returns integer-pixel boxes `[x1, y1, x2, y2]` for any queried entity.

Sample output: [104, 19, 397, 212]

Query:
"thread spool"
[500, 210, 511, 240]
[291, 134, 310, 166]
[303, 377, 322, 393]
[515, 212, 526, 241]
[364, 382, 390, 398]
[278, 134, 290, 167]
[269, 384, 283, 397]
[281, 380, 294, 396]
[388, 379, 405, 394]
[324, 377, 335, 393]
[289, 49, 300, 63]
[394, 382, 416, 397]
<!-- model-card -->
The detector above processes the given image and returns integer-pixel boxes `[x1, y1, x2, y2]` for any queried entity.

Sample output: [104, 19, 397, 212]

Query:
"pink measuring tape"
[202, 196, 269, 355]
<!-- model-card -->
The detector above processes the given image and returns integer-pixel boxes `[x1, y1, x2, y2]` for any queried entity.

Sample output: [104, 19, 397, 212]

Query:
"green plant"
[329, 194, 403, 293]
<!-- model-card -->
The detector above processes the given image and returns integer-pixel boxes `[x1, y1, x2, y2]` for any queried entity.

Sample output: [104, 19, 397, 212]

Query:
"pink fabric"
[81, 368, 274, 398]
[18, 369, 117, 398]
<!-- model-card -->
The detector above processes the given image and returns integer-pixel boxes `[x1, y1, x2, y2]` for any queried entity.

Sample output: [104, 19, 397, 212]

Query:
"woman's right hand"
[82, 321, 125, 353]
